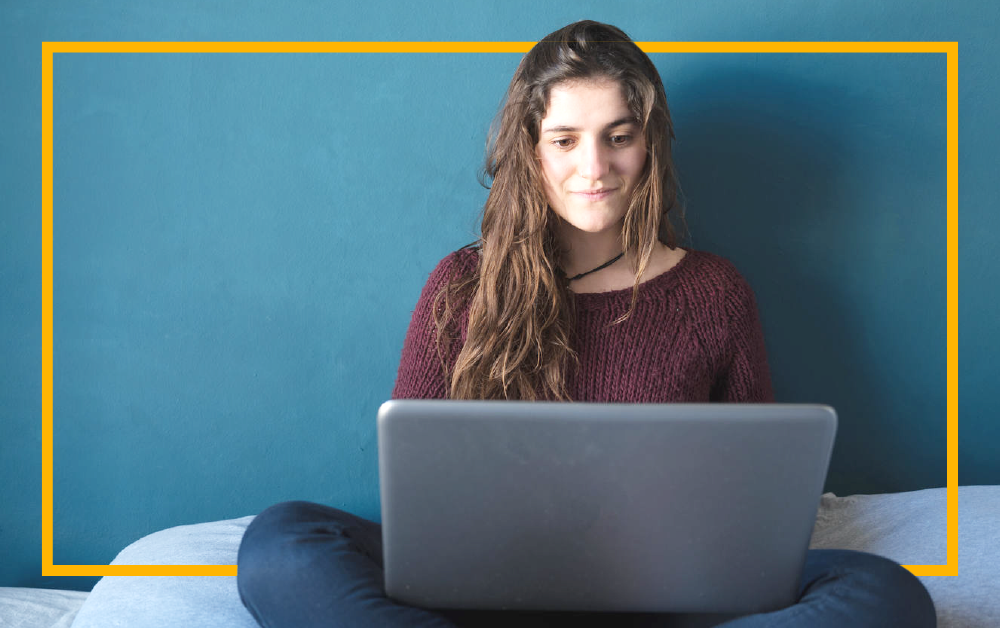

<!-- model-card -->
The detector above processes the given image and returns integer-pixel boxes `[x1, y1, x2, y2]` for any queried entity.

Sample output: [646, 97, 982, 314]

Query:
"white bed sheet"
[0, 587, 88, 628]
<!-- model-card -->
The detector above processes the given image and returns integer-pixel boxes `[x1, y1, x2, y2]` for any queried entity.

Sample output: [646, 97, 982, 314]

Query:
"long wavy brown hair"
[434, 20, 685, 400]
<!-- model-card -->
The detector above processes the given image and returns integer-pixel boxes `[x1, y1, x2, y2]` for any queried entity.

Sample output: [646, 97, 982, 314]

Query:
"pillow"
[70, 515, 258, 628]
[809, 485, 1000, 628]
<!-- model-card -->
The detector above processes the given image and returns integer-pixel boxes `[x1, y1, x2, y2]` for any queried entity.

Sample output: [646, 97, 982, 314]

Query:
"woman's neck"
[565, 241, 685, 294]
[557, 224, 624, 279]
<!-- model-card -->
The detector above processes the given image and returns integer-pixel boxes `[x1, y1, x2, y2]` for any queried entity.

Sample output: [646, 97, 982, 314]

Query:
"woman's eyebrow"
[540, 116, 637, 135]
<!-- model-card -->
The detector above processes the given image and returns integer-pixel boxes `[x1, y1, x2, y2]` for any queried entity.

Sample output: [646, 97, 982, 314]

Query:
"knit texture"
[392, 247, 774, 403]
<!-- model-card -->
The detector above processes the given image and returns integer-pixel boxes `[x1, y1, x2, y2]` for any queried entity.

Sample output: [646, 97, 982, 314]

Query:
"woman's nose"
[576, 139, 610, 181]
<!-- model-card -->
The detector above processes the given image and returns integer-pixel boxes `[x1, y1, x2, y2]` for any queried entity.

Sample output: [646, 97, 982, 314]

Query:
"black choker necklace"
[564, 252, 625, 281]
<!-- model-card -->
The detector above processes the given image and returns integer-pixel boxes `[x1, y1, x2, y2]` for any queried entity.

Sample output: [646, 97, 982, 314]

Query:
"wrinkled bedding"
[0, 587, 88, 628]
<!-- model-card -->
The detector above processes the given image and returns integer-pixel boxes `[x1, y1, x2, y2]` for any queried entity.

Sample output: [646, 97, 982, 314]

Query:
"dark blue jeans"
[237, 501, 936, 628]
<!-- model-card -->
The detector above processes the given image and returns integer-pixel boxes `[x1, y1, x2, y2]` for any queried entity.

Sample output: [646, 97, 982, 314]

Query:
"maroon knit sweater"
[392, 247, 774, 403]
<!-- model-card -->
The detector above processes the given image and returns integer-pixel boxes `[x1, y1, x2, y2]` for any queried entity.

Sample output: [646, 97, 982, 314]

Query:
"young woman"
[237, 20, 936, 628]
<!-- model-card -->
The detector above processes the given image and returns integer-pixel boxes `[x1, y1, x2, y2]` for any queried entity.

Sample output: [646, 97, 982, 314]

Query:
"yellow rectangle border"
[41, 41, 958, 578]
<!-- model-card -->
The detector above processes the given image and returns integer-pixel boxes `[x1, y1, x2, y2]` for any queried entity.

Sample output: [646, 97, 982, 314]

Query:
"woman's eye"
[553, 138, 575, 148]
[610, 134, 632, 146]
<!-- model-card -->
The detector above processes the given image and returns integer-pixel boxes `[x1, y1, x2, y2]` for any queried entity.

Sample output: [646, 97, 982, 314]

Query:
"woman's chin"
[565, 220, 623, 237]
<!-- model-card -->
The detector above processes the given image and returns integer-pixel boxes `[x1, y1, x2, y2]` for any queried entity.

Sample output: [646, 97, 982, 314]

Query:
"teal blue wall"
[2, 0, 995, 591]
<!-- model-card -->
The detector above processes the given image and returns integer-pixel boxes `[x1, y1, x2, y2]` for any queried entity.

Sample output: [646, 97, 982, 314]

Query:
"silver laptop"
[377, 400, 836, 614]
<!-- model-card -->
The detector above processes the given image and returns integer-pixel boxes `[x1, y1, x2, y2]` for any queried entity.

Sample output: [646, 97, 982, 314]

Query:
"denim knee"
[857, 552, 935, 627]
[805, 549, 936, 628]
[236, 501, 319, 618]
[236, 501, 460, 628]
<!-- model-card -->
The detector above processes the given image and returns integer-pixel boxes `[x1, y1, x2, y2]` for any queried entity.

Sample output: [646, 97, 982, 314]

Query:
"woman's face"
[535, 79, 647, 239]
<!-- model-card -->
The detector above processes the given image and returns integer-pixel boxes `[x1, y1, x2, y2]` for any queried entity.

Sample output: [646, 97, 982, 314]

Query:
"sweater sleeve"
[391, 253, 466, 400]
[710, 271, 775, 403]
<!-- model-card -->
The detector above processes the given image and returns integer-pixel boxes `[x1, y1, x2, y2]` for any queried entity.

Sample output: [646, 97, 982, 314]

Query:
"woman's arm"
[709, 271, 775, 403]
[391, 252, 469, 400]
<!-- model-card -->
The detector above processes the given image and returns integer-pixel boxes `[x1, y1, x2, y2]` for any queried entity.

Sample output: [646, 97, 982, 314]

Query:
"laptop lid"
[378, 400, 836, 614]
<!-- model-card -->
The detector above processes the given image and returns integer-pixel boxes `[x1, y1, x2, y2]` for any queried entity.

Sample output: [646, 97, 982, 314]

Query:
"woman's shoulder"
[682, 248, 752, 285]
[427, 244, 479, 281]
[679, 249, 762, 316]
[415, 244, 480, 299]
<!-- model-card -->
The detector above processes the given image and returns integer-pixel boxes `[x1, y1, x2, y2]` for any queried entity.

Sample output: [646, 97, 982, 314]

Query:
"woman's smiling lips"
[572, 187, 618, 201]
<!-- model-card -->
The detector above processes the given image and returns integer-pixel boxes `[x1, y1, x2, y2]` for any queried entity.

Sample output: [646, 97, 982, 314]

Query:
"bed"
[3, 486, 997, 628]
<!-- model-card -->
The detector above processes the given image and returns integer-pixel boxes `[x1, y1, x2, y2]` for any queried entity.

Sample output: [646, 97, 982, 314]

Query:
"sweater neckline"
[570, 247, 697, 309]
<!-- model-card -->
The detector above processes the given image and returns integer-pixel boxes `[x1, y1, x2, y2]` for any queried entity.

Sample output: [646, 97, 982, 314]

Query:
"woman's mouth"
[573, 188, 618, 201]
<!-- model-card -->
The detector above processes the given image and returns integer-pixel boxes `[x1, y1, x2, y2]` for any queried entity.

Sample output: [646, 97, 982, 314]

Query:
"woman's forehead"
[540, 80, 634, 131]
